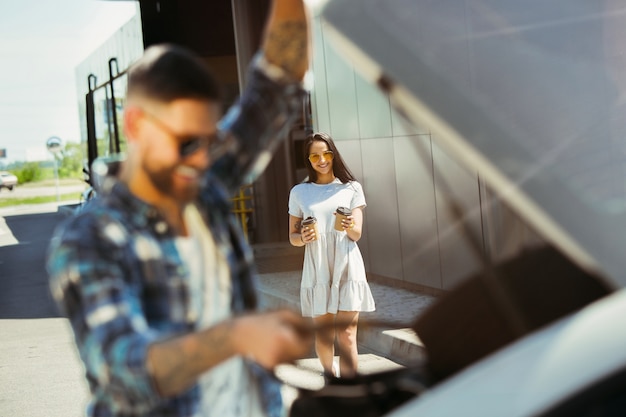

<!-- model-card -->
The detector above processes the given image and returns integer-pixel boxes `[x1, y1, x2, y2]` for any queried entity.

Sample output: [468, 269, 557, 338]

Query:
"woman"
[288, 132, 375, 378]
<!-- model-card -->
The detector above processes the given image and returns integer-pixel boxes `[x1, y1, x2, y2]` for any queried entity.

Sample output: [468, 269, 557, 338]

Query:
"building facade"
[76, 0, 542, 293]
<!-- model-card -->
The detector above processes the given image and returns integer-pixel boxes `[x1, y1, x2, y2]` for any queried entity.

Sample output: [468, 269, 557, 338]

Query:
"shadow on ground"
[0, 211, 66, 319]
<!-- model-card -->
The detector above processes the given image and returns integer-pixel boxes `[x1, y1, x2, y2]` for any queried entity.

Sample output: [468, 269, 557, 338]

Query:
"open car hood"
[321, 0, 626, 289]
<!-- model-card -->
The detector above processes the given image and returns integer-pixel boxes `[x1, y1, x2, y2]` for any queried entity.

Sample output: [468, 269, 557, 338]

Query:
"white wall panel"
[335, 141, 364, 190]
[393, 135, 442, 288]
[391, 105, 429, 136]
[355, 72, 393, 139]
[322, 23, 360, 139]
[310, 16, 332, 134]
[334, 140, 370, 270]
[361, 138, 403, 280]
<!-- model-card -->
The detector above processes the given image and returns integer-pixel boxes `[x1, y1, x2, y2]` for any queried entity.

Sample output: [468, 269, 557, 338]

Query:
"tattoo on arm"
[149, 321, 236, 397]
[264, 21, 308, 78]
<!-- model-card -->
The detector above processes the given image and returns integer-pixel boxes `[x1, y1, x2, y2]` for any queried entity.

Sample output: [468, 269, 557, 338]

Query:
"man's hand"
[147, 309, 312, 398]
[232, 309, 313, 369]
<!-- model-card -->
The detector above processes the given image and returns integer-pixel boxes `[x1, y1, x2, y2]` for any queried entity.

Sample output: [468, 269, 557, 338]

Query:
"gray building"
[76, 0, 541, 294]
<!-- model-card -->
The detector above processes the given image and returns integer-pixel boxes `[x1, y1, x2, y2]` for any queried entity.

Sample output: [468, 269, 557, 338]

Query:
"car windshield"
[322, 0, 626, 287]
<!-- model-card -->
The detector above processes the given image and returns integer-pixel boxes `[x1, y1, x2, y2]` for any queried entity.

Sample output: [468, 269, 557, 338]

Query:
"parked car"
[0, 171, 17, 191]
[320, 0, 626, 415]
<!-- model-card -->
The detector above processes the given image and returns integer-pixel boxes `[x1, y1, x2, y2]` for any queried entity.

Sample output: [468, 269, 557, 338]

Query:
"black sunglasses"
[143, 111, 235, 158]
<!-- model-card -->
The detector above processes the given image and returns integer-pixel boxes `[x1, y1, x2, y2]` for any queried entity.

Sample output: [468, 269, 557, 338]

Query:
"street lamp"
[46, 136, 63, 202]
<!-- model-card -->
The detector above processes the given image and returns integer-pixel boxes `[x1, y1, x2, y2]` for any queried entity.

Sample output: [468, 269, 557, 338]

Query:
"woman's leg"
[335, 311, 359, 378]
[312, 313, 336, 375]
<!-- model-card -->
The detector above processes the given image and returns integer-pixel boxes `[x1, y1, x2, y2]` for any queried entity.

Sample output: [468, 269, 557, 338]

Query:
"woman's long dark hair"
[303, 132, 356, 184]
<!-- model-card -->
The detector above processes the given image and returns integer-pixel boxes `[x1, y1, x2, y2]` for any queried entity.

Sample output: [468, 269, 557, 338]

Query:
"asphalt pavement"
[0, 202, 88, 416]
[0, 200, 435, 416]
[0, 210, 64, 318]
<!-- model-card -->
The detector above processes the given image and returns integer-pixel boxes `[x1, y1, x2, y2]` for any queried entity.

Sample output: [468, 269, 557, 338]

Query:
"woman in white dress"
[288, 132, 375, 378]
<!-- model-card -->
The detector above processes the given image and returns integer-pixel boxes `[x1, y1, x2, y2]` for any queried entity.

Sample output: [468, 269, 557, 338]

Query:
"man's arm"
[262, 0, 310, 81]
[48, 216, 311, 403]
[147, 310, 311, 397]
[149, 2, 312, 396]
[211, 0, 310, 193]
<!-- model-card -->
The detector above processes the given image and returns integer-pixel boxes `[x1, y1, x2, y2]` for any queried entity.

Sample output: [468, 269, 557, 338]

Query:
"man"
[47, 1, 312, 416]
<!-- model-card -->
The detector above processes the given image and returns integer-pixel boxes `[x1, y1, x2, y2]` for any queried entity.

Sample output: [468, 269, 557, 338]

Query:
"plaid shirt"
[47, 60, 305, 417]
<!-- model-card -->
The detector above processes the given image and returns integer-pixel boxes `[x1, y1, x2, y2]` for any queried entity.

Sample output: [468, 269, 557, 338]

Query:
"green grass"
[0, 192, 83, 208]
[0, 179, 86, 208]
[19, 178, 85, 188]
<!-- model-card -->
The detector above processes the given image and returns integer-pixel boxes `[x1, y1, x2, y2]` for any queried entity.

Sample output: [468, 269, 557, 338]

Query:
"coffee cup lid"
[302, 216, 317, 225]
[336, 206, 351, 215]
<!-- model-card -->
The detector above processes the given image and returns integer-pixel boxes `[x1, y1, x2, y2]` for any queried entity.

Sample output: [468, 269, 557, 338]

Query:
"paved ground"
[253, 242, 436, 367]
[0, 201, 437, 416]
[0, 319, 90, 416]
[0, 317, 404, 417]
[0, 210, 69, 319]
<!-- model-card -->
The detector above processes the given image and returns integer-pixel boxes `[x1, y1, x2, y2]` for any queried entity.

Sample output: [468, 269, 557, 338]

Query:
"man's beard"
[146, 164, 198, 202]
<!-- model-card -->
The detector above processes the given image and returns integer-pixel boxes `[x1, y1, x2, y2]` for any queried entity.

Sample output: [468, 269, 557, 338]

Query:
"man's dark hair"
[127, 43, 222, 103]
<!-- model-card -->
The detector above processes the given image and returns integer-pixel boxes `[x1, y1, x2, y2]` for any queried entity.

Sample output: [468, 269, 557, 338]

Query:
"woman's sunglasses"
[308, 150, 334, 164]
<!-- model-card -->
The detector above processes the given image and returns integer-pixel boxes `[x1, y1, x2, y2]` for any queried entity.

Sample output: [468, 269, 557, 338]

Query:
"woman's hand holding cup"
[301, 217, 318, 243]
[340, 215, 355, 231]
[334, 207, 353, 231]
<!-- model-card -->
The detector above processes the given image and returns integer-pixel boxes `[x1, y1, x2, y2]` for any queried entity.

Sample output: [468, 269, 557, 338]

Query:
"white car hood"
[321, 0, 626, 289]
[388, 288, 626, 416]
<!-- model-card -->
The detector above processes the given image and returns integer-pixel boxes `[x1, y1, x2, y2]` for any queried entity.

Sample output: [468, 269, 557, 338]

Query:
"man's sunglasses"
[142, 111, 235, 159]
[308, 150, 334, 164]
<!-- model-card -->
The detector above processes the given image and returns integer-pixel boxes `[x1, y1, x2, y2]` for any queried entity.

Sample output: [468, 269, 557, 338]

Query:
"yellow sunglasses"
[308, 150, 334, 164]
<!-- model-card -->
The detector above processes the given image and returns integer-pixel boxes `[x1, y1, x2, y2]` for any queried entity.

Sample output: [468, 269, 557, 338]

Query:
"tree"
[14, 162, 45, 183]
[57, 142, 84, 179]
[7, 141, 86, 185]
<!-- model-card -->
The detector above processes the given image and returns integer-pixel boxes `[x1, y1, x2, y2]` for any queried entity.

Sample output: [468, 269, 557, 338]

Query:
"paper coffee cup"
[301, 217, 318, 241]
[334, 207, 352, 231]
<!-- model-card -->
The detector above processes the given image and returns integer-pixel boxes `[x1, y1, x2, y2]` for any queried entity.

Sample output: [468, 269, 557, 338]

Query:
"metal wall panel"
[432, 140, 484, 289]
[481, 185, 545, 264]
[322, 22, 360, 140]
[336, 140, 365, 182]
[361, 137, 404, 280]
[310, 16, 332, 134]
[391, 107, 428, 137]
[355, 72, 393, 139]
[307, 3, 550, 292]
[393, 135, 442, 288]
[335, 140, 370, 270]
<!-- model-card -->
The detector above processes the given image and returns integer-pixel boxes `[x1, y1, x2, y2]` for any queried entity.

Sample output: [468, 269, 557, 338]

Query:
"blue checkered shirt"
[47, 61, 305, 417]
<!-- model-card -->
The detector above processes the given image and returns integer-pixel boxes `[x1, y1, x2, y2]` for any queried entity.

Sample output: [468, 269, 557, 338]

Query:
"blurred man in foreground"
[47, 1, 311, 416]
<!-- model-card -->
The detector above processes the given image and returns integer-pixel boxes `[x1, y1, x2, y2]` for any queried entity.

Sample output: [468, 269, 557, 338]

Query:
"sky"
[0, 0, 137, 164]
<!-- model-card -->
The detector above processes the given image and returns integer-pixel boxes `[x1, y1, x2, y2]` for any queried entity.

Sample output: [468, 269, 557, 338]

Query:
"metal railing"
[231, 185, 254, 241]
[85, 58, 127, 172]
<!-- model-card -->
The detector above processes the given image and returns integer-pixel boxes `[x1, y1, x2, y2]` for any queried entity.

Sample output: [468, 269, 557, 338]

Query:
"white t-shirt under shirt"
[288, 179, 375, 317]
[175, 204, 264, 417]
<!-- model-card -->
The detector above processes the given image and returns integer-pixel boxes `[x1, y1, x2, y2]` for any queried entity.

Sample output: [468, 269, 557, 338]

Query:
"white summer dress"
[288, 179, 376, 317]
